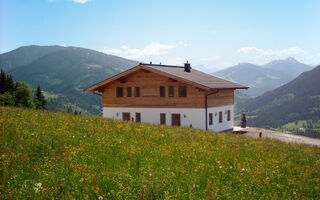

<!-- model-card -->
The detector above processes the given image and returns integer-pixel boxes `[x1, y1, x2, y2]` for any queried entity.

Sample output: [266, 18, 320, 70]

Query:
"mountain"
[213, 57, 312, 97]
[0, 45, 139, 114]
[0, 45, 66, 71]
[239, 65, 320, 128]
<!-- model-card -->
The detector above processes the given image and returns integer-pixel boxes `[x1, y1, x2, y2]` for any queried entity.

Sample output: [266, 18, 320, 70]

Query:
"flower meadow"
[1, 106, 320, 199]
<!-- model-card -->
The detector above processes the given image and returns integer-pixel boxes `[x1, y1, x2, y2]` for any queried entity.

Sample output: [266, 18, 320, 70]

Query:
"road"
[234, 127, 320, 147]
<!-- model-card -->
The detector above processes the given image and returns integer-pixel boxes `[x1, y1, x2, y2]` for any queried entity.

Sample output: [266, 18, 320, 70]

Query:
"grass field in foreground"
[1, 106, 320, 199]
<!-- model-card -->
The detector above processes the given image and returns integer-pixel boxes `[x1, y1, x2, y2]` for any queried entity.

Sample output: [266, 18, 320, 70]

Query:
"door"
[160, 113, 166, 125]
[171, 114, 181, 126]
[135, 113, 141, 122]
[122, 112, 130, 121]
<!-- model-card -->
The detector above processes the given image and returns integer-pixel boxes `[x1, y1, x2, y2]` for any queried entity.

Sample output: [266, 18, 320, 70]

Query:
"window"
[160, 113, 166, 125]
[122, 112, 130, 121]
[171, 114, 181, 126]
[179, 86, 187, 97]
[219, 111, 223, 123]
[160, 86, 165, 97]
[135, 113, 141, 122]
[169, 86, 174, 97]
[116, 87, 123, 97]
[135, 87, 140, 97]
[227, 110, 231, 121]
[209, 113, 213, 125]
[127, 87, 132, 97]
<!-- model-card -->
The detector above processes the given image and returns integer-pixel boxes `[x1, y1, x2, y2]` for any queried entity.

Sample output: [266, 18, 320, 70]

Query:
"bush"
[13, 81, 35, 108]
[0, 92, 15, 106]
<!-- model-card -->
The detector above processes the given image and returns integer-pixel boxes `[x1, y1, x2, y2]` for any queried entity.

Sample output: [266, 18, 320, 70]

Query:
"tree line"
[0, 70, 46, 109]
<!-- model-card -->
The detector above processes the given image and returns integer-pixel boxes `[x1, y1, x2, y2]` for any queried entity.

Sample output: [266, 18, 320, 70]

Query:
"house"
[85, 62, 248, 132]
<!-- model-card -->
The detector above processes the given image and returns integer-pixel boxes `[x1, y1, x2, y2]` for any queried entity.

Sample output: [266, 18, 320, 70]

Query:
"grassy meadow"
[1, 106, 320, 199]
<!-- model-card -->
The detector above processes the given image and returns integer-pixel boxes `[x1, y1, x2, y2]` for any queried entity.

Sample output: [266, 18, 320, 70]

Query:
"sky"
[1, 0, 320, 72]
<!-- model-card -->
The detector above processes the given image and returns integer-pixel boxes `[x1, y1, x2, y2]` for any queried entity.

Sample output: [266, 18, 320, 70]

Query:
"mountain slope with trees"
[0, 45, 139, 115]
[213, 57, 312, 97]
[239, 65, 320, 128]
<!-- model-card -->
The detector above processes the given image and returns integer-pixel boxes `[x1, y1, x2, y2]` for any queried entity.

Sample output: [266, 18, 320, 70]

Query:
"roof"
[84, 63, 248, 92]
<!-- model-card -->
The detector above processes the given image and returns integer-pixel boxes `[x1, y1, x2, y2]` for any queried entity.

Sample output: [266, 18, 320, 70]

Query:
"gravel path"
[235, 127, 320, 147]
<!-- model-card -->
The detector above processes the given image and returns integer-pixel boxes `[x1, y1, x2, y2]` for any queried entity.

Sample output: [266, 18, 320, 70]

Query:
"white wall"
[207, 105, 234, 132]
[103, 107, 206, 129]
[102, 105, 234, 132]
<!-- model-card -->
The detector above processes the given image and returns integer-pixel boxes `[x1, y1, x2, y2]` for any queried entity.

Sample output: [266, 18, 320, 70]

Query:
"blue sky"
[1, 0, 320, 71]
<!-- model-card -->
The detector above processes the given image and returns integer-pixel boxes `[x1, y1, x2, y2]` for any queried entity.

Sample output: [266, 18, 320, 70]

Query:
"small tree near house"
[34, 84, 46, 109]
[14, 81, 35, 108]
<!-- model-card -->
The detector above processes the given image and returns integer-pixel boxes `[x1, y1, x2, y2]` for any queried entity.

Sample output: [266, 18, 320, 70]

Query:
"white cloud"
[120, 45, 128, 49]
[238, 46, 264, 54]
[306, 52, 320, 64]
[73, 0, 91, 4]
[59, 44, 67, 47]
[103, 42, 175, 59]
[238, 46, 306, 58]
[200, 56, 221, 62]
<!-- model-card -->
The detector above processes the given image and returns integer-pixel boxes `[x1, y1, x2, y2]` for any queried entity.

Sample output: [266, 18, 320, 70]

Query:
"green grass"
[1, 106, 320, 199]
[282, 120, 307, 129]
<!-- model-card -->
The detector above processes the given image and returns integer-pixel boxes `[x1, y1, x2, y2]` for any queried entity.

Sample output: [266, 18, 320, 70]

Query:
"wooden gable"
[101, 69, 207, 108]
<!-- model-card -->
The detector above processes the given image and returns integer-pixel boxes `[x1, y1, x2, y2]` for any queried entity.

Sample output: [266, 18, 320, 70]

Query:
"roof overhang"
[84, 65, 143, 92]
[84, 64, 212, 92]
[84, 64, 249, 92]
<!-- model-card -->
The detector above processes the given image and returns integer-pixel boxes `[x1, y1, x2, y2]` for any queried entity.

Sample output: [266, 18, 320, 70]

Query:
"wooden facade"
[206, 89, 234, 108]
[101, 69, 235, 108]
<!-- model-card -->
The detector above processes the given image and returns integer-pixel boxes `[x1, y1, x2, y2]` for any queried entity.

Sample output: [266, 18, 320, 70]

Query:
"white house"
[85, 62, 248, 132]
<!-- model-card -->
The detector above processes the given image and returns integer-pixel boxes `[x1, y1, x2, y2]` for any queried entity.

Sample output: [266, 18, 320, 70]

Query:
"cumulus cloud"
[200, 56, 221, 62]
[120, 45, 128, 49]
[306, 52, 320, 64]
[103, 42, 175, 59]
[73, 0, 91, 4]
[238, 46, 306, 58]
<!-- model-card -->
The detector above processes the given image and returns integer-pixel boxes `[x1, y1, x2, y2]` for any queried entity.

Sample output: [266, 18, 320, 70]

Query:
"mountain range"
[0, 45, 138, 114]
[239, 65, 320, 128]
[1, 45, 317, 128]
[213, 57, 312, 97]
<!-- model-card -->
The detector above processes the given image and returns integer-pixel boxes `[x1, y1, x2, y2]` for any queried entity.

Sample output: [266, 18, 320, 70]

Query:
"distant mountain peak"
[238, 62, 257, 66]
[268, 57, 300, 65]
[213, 57, 312, 97]
[285, 57, 298, 63]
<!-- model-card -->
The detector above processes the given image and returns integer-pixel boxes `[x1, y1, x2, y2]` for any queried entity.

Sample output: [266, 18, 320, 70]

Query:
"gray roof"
[85, 63, 248, 92]
[143, 64, 248, 90]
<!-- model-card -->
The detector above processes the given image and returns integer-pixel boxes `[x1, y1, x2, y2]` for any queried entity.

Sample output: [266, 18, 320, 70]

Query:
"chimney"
[184, 61, 191, 72]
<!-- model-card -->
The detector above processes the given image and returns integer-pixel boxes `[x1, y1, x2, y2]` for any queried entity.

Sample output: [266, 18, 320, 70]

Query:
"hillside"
[0, 45, 139, 114]
[1, 106, 320, 199]
[240, 65, 320, 128]
[213, 57, 312, 97]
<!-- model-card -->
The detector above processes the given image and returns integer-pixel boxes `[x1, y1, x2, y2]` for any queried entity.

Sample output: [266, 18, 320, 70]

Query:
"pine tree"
[34, 84, 46, 109]
[0, 69, 7, 94]
[6, 74, 15, 93]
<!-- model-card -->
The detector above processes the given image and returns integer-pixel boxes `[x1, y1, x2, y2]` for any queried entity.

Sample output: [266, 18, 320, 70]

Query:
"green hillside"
[1, 106, 320, 199]
[0, 45, 139, 115]
[240, 65, 320, 128]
